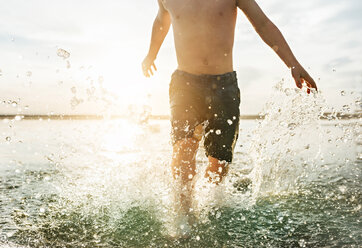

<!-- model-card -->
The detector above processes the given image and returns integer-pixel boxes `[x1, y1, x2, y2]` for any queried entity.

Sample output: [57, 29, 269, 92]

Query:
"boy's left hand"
[291, 64, 318, 94]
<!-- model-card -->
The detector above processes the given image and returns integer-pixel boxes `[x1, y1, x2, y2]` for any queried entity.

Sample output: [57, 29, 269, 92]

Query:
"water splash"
[246, 82, 325, 196]
[56, 48, 70, 59]
[245, 82, 360, 199]
[1, 80, 360, 247]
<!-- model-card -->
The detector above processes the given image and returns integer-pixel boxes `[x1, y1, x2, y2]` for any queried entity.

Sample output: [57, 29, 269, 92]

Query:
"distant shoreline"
[0, 113, 360, 120]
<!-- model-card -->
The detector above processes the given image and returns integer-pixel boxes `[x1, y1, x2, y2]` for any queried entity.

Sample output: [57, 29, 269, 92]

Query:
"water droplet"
[227, 119, 233, 125]
[284, 88, 292, 96]
[340, 90, 346, 96]
[5, 136, 11, 142]
[215, 130, 221, 135]
[298, 239, 306, 247]
[357, 153, 362, 160]
[11, 101, 18, 107]
[215, 211, 221, 219]
[39, 207, 45, 213]
[70, 86, 77, 94]
[342, 105, 350, 112]
[14, 115, 22, 121]
[288, 123, 297, 130]
[196, 235, 200, 241]
[6, 231, 15, 238]
[57, 48, 70, 59]
[338, 185, 347, 193]
[70, 97, 83, 109]
[86, 87, 96, 97]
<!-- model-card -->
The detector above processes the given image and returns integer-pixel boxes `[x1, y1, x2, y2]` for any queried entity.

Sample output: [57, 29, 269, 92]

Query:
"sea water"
[0, 86, 361, 247]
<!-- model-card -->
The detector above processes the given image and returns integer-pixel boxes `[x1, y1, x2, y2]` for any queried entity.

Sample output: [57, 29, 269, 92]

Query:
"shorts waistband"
[172, 70, 237, 83]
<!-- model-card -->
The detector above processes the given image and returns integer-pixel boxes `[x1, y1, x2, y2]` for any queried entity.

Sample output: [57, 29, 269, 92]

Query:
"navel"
[203, 58, 209, 66]
[218, 11, 223, 17]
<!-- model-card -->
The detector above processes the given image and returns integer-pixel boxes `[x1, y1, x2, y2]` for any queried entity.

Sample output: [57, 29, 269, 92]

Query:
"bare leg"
[171, 138, 199, 214]
[171, 125, 203, 215]
[205, 156, 229, 184]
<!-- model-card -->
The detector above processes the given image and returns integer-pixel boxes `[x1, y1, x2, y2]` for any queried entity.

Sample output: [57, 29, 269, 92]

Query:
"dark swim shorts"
[169, 70, 240, 163]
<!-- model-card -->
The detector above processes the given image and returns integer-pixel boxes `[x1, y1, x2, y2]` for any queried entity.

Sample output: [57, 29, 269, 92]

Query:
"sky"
[0, 0, 361, 116]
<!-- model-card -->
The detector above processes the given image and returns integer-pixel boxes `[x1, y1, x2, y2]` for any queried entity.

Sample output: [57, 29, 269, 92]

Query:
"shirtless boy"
[142, 0, 317, 224]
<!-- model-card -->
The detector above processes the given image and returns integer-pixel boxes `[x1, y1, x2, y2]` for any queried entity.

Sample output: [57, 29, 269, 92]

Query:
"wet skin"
[142, 0, 318, 217]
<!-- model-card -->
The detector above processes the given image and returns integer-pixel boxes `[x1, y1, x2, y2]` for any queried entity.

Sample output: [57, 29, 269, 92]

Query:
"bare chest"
[161, 0, 236, 22]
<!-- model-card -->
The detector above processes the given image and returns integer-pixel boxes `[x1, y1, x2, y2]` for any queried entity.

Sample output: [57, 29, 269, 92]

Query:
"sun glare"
[101, 120, 142, 157]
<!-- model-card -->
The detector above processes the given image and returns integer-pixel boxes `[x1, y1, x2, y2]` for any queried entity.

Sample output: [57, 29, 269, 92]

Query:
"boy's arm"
[142, 0, 171, 77]
[237, 0, 317, 91]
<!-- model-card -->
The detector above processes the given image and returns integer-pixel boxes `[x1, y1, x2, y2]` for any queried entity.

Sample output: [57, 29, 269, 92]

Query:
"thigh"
[204, 83, 240, 162]
[169, 83, 204, 145]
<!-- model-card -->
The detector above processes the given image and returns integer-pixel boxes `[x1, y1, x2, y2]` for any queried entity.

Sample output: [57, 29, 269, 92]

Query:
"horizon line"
[0, 113, 360, 120]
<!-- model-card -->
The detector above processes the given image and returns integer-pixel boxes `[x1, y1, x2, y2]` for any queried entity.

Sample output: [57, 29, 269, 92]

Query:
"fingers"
[142, 65, 150, 77]
[142, 64, 152, 77]
[152, 63, 157, 72]
[301, 76, 318, 95]
[294, 77, 303, 89]
[142, 61, 157, 78]
[305, 75, 318, 91]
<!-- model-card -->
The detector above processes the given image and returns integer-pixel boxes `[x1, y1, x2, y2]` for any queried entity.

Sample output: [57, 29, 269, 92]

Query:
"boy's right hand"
[142, 55, 157, 77]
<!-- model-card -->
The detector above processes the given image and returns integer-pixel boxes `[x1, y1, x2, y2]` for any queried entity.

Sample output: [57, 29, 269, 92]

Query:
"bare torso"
[162, 0, 238, 75]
